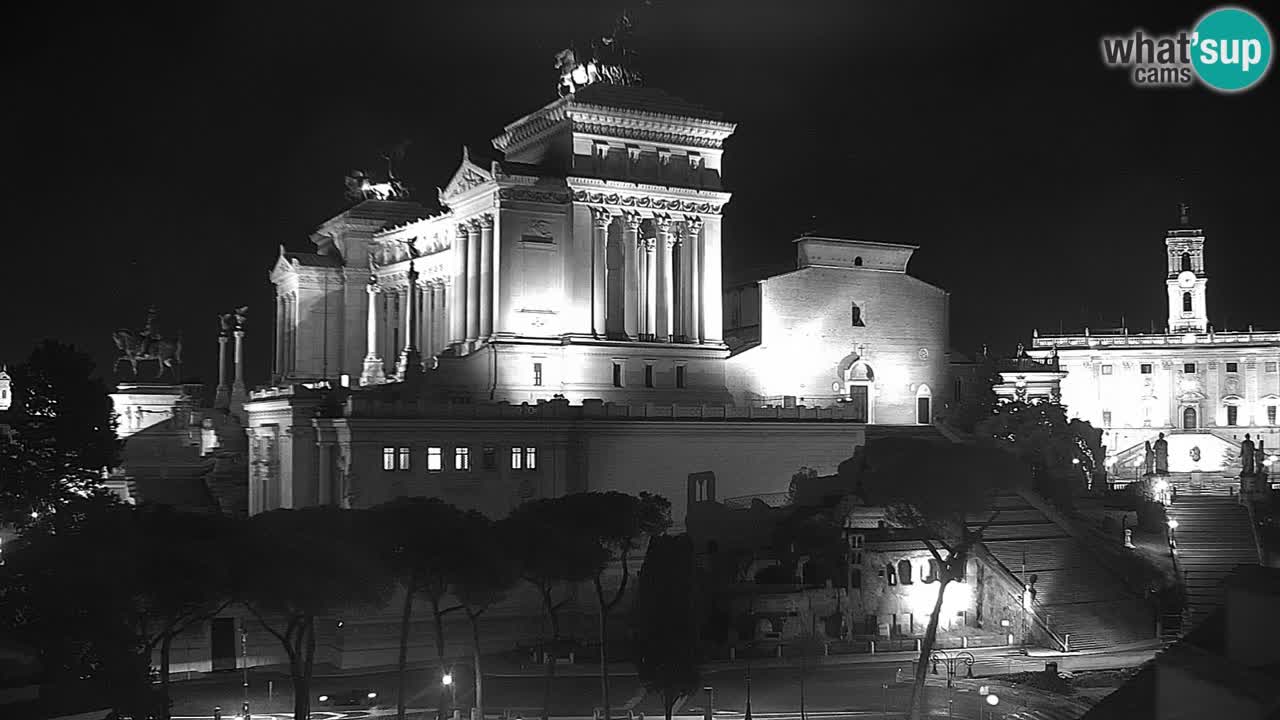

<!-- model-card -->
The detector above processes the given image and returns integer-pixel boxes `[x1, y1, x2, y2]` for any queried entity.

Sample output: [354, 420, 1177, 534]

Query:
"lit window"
[1182, 292, 1193, 313]
[1227, 406, 1238, 427]
[612, 362, 623, 388]
[382, 447, 395, 471]
[1226, 362, 1239, 373]
[1140, 364, 1153, 374]
[1184, 363, 1196, 374]
[1269, 406, 1277, 425]
[851, 303, 864, 327]
[850, 534, 864, 548]
[533, 362, 543, 387]
[898, 559, 913, 585]
[511, 447, 523, 470]
[1101, 365, 1113, 375]
[644, 364, 654, 388]
[1102, 411, 1112, 428]
[427, 447, 442, 471]
[482, 445, 496, 470]
[676, 365, 686, 389]
[455, 447, 471, 471]
[885, 564, 897, 586]
[397, 447, 411, 471]
[524, 447, 537, 470]
[1267, 362, 1278, 373]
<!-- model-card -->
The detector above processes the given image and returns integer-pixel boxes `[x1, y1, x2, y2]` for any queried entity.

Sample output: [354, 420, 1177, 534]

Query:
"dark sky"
[3, 0, 1277, 387]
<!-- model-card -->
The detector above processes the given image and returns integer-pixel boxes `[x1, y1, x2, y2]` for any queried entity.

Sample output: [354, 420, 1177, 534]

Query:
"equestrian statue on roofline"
[112, 306, 183, 380]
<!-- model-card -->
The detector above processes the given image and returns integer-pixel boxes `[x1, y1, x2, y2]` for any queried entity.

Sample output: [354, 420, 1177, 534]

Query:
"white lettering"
[1243, 39, 1262, 72]
[1200, 38, 1219, 64]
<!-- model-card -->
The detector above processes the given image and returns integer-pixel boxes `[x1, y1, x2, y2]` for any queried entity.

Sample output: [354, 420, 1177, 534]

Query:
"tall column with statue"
[397, 261, 423, 380]
[361, 276, 386, 386]
[230, 307, 248, 420]
[215, 314, 232, 409]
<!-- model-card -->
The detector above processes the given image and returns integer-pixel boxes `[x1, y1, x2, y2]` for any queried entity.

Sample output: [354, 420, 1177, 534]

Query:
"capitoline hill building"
[246, 79, 951, 527]
[1021, 207, 1280, 480]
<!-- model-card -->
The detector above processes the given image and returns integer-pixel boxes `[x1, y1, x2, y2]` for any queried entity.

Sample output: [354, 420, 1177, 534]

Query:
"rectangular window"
[1227, 362, 1239, 373]
[1140, 363, 1153, 374]
[1267, 362, 1278, 373]
[427, 447, 442, 471]
[382, 447, 396, 471]
[454, 446, 471, 471]
[676, 365, 686, 389]
[511, 447, 523, 470]
[1184, 363, 1196, 374]
[1269, 406, 1277, 425]
[1102, 411, 1112, 428]
[482, 445, 497, 470]
[1101, 365, 1113, 375]
[397, 447, 411, 471]
[644, 364, 654, 388]
[612, 362, 623, 388]
[1228, 406, 1239, 427]
[533, 362, 543, 387]
[524, 447, 537, 470]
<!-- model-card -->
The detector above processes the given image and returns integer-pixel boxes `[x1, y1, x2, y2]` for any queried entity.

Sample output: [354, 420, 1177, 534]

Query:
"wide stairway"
[1166, 494, 1260, 629]
[972, 494, 1154, 652]
[1164, 470, 1237, 497]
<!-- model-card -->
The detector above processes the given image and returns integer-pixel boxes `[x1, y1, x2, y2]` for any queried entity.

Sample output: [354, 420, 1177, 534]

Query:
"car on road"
[317, 689, 382, 709]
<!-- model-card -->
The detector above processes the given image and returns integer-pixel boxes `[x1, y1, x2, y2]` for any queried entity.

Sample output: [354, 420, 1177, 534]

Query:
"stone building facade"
[1023, 210, 1280, 478]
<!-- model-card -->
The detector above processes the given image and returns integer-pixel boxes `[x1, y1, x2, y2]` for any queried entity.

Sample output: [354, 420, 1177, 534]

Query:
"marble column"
[591, 207, 611, 337]
[622, 212, 640, 340]
[397, 262, 422, 379]
[436, 282, 448, 353]
[687, 216, 704, 343]
[215, 333, 230, 408]
[361, 277, 385, 386]
[479, 214, 495, 341]
[466, 221, 481, 343]
[423, 280, 434, 358]
[453, 224, 468, 347]
[673, 226, 687, 341]
[317, 442, 333, 505]
[642, 237, 657, 340]
[231, 329, 246, 405]
[654, 215, 673, 341]
[701, 216, 724, 344]
[273, 295, 284, 379]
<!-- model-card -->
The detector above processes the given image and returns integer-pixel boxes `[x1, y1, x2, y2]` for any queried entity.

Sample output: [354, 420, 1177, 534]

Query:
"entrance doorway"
[848, 385, 869, 422]
[917, 396, 931, 425]
[210, 617, 236, 672]
[1183, 406, 1198, 430]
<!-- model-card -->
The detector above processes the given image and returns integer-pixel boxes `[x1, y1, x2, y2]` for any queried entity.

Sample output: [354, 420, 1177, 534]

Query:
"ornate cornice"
[497, 187, 573, 204]
[572, 190, 723, 215]
[491, 102, 570, 154]
[570, 119, 727, 150]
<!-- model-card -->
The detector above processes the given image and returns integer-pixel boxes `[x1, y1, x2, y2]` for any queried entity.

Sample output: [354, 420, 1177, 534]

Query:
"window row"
[877, 557, 964, 586]
[611, 362, 686, 389]
[1110, 361, 1279, 375]
[382, 445, 538, 472]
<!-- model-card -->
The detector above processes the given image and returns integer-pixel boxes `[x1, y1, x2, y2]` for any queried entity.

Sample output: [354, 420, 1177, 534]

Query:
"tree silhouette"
[976, 399, 1103, 508]
[851, 438, 1028, 720]
[241, 508, 393, 720]
[454, 513, 519, 720]
[633, 534, 700, 720]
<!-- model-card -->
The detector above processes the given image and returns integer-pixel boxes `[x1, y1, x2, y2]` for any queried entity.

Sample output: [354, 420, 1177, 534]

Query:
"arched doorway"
[1183, 406, 1198, 430]
[845, 361, 874, 423]
[916, 384, 933, 425]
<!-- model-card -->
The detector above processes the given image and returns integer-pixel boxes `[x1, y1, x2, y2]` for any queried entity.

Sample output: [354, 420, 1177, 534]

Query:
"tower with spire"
[1166, 202, 1209, 334]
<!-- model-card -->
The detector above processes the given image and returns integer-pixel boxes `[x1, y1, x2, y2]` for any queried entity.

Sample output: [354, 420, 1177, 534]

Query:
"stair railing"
[970, 542, 1069, 652]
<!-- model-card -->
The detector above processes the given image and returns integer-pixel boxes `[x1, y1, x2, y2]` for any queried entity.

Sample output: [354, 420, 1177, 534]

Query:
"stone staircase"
[971, 494, 1154, 652]
[1164, 470, 1238, 497]
[1166, 494, 1260, 629]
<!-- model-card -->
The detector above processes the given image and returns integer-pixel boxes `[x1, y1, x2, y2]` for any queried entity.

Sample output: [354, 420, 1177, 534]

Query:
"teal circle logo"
[1192, 6, 1272, 92]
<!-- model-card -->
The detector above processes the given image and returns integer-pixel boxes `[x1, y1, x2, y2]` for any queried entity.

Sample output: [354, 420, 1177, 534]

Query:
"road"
[168, 646, 1156, 720]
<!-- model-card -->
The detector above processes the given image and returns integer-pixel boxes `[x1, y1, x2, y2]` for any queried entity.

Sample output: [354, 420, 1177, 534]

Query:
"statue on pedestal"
[1144, 441, 1155, 476]
[1154, 432, 1169, 475]
[113, 307, 183, 380]
[1241, 434, 1256, 477]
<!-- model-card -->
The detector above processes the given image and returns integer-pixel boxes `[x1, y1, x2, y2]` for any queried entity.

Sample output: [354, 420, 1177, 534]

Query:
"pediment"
[269, 248, 296, 282]
[439, 148, 494, 202]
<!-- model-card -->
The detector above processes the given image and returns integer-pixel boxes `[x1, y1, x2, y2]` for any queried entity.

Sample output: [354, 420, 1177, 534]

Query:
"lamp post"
[1167, 518, 1179, 552]
[241, 624, 250, 720]
[929, 650, 974, 719]
[881, 683, 889, 719]
[984, 691, 999, 720]
[743, 641, 753, 720]
[703, 686, 713, 720]
[443, 670, 456, 718]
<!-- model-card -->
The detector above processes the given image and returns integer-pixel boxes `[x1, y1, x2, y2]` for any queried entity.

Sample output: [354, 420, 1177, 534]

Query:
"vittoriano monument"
[112, 306, 183, 380]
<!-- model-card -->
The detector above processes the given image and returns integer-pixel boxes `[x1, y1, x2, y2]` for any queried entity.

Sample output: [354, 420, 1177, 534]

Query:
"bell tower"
[1166, 203, 1209, 334]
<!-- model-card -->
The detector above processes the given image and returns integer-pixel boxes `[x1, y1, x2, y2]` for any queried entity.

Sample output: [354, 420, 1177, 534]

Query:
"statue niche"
[113, 307, 183, 380]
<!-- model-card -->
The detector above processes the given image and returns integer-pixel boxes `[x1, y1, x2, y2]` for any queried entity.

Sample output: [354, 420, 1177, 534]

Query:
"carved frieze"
[498, 187, 572, 204]
[572, 190, 723, 215]
[570, 120, 727, 150]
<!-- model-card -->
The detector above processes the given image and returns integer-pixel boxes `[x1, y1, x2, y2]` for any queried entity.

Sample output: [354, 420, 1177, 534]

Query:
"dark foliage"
[633, 534, 700, 720]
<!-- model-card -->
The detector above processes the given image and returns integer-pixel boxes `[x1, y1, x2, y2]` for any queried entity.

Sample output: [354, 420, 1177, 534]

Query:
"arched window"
[1182, 292, 1193, 312]
[923, 558, 940, 583]
[885, 563, 897, 586]
[897, 559, 913, 585]
[851, 303, 865, 327]
[1181, 252, 1192, 272]
[854, 256, 863, 267]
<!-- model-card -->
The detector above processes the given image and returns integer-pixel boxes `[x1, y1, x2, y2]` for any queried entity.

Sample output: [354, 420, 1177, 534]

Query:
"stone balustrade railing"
[1033, 329, 1280, 349]
[342, 396, 870, 421]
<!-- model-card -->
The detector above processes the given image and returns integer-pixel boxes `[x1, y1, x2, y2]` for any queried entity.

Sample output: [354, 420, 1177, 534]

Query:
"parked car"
[317, 689, 381, 709]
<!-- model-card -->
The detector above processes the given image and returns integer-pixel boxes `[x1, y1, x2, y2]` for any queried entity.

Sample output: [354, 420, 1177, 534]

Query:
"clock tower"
[1166, 203, 1209, 334]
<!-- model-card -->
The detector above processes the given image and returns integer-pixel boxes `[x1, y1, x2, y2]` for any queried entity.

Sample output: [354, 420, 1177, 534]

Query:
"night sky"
[3, 0, 1277, 389]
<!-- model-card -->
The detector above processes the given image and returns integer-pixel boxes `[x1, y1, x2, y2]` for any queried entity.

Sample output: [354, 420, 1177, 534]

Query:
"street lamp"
[881, 683, 889, 720]
[929, 650, 974, 720]
[985, 692, 999, 720]
[443, 670, 456, 719]
[240, 624, 250, 720]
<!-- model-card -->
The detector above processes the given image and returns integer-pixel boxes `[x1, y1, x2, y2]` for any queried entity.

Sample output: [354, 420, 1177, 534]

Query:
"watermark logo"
[1101, 6, 1272, 92]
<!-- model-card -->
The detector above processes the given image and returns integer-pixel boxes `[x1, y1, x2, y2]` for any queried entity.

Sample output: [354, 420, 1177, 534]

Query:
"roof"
[284, 251, 342, 268]
[570, 83, 723, 121]
[336, 199, 430, 225]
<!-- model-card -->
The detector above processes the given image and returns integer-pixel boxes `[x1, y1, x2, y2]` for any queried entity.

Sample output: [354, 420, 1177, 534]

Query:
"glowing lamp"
[1153, 479, 1169, 493]
[1000, 619, 1011, 628]
[367, 692, 377, 699]
[1072, 458, 1081, 465]
[442, 673, 453, 686]
[986, 694, 1000, 706]
[318, 695, 329, 703]
[1167, 519, 1179, 530]
[978, 685, 989, 695]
